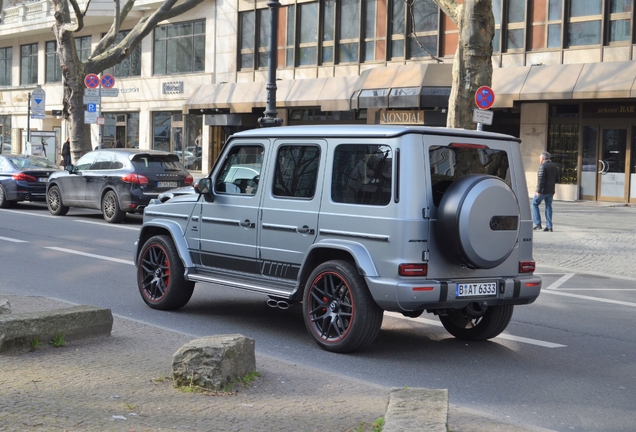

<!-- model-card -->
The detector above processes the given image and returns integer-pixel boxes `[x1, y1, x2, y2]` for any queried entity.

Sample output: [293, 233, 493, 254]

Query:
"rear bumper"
[366, 275, 542, 312]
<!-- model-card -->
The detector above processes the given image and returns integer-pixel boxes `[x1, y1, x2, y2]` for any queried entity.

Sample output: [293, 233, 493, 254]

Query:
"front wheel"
[137, 235, 195, 310]
[47, 185, 69, 216]
[303, 260, 383, 353]
[102, 190, 125, 223]
[439, 304, 514, 341]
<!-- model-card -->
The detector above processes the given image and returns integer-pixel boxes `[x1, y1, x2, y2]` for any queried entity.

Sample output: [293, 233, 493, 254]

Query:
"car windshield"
[7, 155, 59, 170]
[131, 155, 183, 172]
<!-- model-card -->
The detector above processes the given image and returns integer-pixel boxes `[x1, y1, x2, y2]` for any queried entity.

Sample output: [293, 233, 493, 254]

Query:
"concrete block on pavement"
[0, 299, 10, 315]
[0, 305, 113, 352]
[383, 387, 448, 432]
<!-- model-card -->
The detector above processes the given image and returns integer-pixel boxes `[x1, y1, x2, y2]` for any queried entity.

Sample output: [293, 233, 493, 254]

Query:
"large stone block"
[172, 334, 256, 391]
[0, 305, 113, 352]
[0, 299, 10, 315]
[383, 388, 448, 432]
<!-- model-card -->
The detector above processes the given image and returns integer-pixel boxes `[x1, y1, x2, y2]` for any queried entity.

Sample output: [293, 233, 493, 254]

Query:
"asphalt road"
[1, 201, 635, 432]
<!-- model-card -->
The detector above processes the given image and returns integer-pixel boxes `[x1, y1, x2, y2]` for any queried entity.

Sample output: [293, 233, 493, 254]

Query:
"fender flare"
[134, 219, 194, 269]
[302, 239, 378, 278]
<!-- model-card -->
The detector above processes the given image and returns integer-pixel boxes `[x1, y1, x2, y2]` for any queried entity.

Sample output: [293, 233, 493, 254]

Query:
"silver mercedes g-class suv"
[134, 125, 541, 353]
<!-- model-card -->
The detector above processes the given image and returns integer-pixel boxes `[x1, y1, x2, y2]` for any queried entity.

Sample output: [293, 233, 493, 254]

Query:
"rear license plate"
[456, 282, 497, 298]
[37, 177, 48, 183]
[157, 181, 178, 188]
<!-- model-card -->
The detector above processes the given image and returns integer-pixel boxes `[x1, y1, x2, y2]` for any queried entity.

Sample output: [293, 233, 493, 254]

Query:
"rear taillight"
[519, 261, 536, 273]
[13, 172, 37, 182]
[121, 173, 149, 185]
[398, 263, 428, 277]
[184, 174, 194, 185]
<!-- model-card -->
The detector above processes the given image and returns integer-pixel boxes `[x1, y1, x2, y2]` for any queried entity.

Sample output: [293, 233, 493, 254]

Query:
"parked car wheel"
[46, 185, 69, 216]
[439, 304, 514, 341]
[0, 185, 14, 208]
[303, 260, 383, 353]
[137, 235, 195, 310]
[102, 190, 125, 223]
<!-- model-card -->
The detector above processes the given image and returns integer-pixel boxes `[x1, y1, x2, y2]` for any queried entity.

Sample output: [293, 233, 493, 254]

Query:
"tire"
[47, 185, 69, 216]
[303, 260, 383, 353]
[0, 185, 14, 208]
[102, 190, 125, 223]
[137, 235, 195, 310]
[439, 304, 514, 341]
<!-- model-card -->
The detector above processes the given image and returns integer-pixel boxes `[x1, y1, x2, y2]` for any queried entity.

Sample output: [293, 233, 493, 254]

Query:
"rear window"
[429, 144, 510, 207]
[132, 155, 183, 172]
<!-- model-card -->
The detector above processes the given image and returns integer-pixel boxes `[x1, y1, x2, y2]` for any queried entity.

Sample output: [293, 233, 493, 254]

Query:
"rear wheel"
[46, 185, 69, 216]
[0, 185, 14, 208]
[439, 304, 514, 341]
[303, 260, 383, 353]
[137, 235, 195, 310]
[102, 190, 125, 223]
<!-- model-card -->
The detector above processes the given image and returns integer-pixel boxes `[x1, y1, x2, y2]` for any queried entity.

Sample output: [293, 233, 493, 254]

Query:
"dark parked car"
[46, 148, 193, 223]
[0, 154, 61, 208]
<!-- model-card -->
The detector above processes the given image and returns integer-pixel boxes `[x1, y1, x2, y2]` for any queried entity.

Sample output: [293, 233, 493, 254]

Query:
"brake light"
[184, 174, 194, 185]
[122, 173, 149, 185]
[399, 263, 428, 277]
[519, 261, 536, 273]
[12, 172, 37, 182]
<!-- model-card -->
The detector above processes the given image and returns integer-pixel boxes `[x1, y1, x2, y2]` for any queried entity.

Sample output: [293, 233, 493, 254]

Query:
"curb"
[0, 305, 113, 352]
[384, 387, 448, 431]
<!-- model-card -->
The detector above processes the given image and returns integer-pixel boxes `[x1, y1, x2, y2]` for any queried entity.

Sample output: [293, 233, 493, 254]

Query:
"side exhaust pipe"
[267, 298, 290, 310]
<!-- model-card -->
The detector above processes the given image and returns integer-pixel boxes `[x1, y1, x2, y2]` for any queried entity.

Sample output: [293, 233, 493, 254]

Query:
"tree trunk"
[437, 0, 494, 130]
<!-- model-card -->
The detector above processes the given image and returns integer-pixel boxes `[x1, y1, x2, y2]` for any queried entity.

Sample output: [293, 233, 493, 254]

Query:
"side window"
[74, 152, 99, 171]
[92, 152, 119, 170]
[215, 145, 263, 195]
[429, 144, 510, 207]
[332, 144, 392, 205]
[273, 145, 320, 199]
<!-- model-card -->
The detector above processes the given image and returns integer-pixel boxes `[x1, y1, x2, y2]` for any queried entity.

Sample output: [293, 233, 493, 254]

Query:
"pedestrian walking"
[61, 138, 71, 166]
[532, 151, 560, 232]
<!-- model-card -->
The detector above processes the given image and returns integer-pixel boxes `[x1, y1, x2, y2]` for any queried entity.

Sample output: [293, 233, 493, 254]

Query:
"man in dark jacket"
[532, 151, 560, 232]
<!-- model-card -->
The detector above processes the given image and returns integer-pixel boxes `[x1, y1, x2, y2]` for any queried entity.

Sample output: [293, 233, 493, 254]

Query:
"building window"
[299, 2, 319, 65]
[0, 47, 12, 87]
[322, 0, 335, 63]
[492, 0, 501, 52]
[608, 0, 631, 43]
[506, 0, 525, 50]
[75, 36, 92, 62]
[547, 0, 563, 48]
[390, 0, 438, 59]
[104, 31, 142, 77]
[45, 41, 62, 83]
[568, 0, 602, 46]
[20, 43, 38, 85]
[154, 21, 205, 75]
[239, 9, 270, 69]
[339, 0, 361, 63]
[283, 5, 296, 66]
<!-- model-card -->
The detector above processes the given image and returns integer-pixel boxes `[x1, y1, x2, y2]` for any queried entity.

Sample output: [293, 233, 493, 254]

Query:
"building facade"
[1, 0, 635, 202]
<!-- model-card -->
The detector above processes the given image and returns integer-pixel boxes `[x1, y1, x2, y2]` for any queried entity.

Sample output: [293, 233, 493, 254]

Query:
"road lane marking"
[0, 209, 57, 218]
[0, 236, 28, 243]
[385, 312, 566, 348]
[544, 273, 575, 290]
[540, 289, 636, 308]
[44, 246, 134, 265]
[74, 220, 140, 231]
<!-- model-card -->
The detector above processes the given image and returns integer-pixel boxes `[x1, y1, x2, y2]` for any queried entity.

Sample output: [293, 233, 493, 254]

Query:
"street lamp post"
[258, 0, 283, 128]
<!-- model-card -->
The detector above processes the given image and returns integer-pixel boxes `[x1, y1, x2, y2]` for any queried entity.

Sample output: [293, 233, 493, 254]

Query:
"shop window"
[568, 0, 602, 46]
[0, 47, 12, 86]
[20, 43, 38, 85]
[104, 31, 141, 77]
[154, 21, 205, 75]
[548, 123, 578, 185]
[332, 144, 392, 205]
[273, 145, 320, 198]
[45, 41, 62, 83]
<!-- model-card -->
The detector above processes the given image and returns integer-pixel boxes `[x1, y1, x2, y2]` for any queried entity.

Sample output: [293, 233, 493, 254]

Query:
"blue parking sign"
[87, 103, 97, 112]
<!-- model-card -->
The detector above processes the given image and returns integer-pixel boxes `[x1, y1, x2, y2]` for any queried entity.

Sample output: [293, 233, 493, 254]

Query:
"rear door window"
[273, 145, 320, 199]
[429, 144, 510, 207]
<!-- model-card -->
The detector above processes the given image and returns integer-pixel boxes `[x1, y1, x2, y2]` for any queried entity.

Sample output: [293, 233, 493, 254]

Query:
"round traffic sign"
[85, 73, 100, 89]
[475, 86, 495, 110]
[101, 74, 116, 89]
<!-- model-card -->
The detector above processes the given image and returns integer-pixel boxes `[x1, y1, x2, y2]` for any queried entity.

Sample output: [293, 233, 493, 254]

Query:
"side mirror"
[65, 165, 74, 173]
[196, 178, 212, 195]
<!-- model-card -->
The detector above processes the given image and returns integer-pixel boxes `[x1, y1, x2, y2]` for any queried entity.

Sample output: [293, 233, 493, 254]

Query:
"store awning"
[520, 64, 584, 101]
[572, 61, 636, 99]
[491, 66, 531, 108]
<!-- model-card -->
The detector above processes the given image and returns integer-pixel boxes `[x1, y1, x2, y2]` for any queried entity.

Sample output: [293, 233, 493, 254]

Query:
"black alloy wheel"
[46, 185, 69, 216]
[137, 235, 194, 310]
[0, 185, 13, 208]
[439, 304, 514, 341]
[303, 260, 383, 353]
[102, 190, 125, 223]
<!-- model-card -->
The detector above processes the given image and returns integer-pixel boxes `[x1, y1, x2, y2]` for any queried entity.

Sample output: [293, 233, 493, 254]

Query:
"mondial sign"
[380, 109, 425, 125]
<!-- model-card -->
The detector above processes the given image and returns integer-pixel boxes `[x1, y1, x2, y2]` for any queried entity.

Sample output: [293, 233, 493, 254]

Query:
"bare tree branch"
[405, 0, 443, 63]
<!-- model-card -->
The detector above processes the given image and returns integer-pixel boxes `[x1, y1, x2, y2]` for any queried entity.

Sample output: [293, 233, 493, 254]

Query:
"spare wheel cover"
[436, 174, 520, 269]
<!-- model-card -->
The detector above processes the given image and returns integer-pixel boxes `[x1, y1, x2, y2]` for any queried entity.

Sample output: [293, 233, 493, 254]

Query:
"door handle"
[239, 219, 255, 228]
[296, 225, 315, 235]
[598, 160, 608, 174]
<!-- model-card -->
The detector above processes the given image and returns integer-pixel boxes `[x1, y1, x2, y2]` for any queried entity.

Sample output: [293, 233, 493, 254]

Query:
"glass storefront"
[0, 115, 11, 153]
[152, 111, 202, 171]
